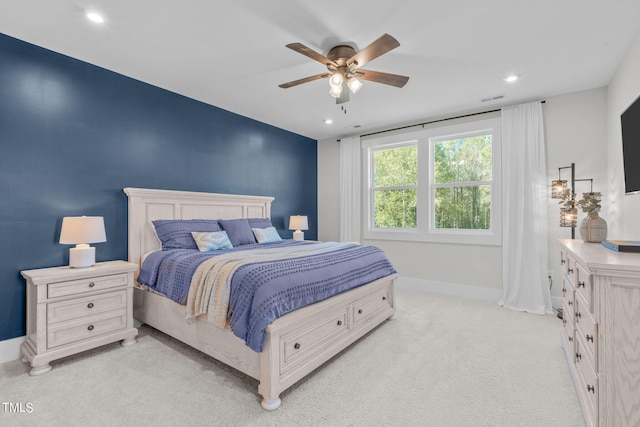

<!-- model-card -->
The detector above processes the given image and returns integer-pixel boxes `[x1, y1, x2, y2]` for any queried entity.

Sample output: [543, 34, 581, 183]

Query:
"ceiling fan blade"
[286, 43, 338, 68]
[346, 34, 400, 68]
[356, 69, 409, 88]
[279, 73, 330, 89]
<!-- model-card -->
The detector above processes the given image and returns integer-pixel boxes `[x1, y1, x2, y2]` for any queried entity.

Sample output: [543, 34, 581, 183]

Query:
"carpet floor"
[1, 289, 585, 427]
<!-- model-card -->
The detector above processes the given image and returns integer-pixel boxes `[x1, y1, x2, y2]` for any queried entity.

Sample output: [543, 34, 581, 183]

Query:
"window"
[364, 117, 501, 245]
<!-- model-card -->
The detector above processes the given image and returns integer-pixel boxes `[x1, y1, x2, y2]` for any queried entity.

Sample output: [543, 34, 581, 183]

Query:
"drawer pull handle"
[587, 384, 595, 394]
[568, 336, 573, 342]
[561, 259, 565, 265]
[577, 281, 585, 288]
[568, 301, 572, 306]
[576, 352, 582, 361]
[561, 288, 566, 294]
[586, 334, 593, 343]
[87, 325, 94, 331]
[88, 282, 95, 288]
[87, 303, 94, 309]
[294, 343, 300, 350]
[358, 309, 363, 314]
[568, 268, 574, 274]
[337, 320, 343, 326]
[562, 319, 567, 326]
[575, 312, 581, 319]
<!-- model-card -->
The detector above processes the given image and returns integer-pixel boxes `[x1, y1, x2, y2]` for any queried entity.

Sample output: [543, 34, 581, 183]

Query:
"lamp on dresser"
[289, 215, 308, 241]
[59, 216, 106, 268]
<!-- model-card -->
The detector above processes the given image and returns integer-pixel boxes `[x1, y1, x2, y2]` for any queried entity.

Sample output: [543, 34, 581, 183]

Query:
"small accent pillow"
[152, 219, 222, 250]
[253, 226, 282, 244]
[191, 231, 233, 252]
[219, 219, 257, 246]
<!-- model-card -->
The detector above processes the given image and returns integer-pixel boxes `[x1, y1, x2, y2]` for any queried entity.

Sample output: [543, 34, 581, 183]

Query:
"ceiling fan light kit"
[279, 33, 409, 106]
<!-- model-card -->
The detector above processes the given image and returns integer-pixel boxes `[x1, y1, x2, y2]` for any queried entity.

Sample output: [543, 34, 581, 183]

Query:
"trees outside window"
[364, 117, 501, 245]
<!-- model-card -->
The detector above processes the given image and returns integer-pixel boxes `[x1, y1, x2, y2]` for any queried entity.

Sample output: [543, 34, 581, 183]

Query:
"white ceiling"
[1, 1, 639, 141]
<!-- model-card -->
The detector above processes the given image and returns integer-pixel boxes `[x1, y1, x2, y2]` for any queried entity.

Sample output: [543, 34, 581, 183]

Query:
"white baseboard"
[0, 335, 25, 364]
[396, 276, 564, 311]
[395, 276, 503, 302]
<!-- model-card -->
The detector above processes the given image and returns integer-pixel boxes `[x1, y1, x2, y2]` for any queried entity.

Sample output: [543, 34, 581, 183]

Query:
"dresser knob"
[587, 384, 595, 394]
[87, 325, 94, 331]
[294, 343, 300, 350]
[88, 282, 95, 288]
[586, 334, 593, 343]
[87, 303, 94, 309]
[337, 320, 343, 326]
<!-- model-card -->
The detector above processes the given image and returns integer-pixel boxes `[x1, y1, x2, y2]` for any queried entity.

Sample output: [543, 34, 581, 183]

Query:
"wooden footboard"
[133, 274, 396, 410]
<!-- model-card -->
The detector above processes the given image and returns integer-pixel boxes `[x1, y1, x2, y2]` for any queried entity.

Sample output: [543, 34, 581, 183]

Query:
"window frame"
[363, 117, 502, 245]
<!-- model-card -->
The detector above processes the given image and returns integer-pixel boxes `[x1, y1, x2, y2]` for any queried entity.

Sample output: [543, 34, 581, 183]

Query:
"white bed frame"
[124, 187, 396, 410]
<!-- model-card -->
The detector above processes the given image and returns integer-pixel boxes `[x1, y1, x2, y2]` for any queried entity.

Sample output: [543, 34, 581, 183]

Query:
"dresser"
[20, 261, 138, 375]
[559, 239, 640, 427]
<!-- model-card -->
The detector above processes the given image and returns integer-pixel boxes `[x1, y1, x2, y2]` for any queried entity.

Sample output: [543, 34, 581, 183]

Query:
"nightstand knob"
[87, 303, 94, 309]
[87, 325, 94, 331]
[88, 282, 95, 288]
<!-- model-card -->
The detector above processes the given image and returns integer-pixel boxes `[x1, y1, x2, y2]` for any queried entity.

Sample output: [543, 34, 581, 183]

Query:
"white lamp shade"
[59, 216, 106, 244]
[289, 215, 308, 231]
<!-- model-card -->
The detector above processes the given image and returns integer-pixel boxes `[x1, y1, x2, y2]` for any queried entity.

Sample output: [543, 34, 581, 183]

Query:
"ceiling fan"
[279, 33, 409, 104]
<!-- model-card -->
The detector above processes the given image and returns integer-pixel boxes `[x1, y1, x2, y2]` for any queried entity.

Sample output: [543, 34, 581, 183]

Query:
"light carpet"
[0, 289, 584, 427]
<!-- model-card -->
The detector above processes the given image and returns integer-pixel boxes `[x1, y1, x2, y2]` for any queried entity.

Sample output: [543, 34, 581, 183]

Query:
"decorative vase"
[580, 211, 608, 243]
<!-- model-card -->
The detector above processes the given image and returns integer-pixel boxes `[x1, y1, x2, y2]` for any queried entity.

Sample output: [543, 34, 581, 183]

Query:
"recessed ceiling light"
[323, 119, 333, 125]
[504, 74, 519, 83]
[86, 11, 105, 24]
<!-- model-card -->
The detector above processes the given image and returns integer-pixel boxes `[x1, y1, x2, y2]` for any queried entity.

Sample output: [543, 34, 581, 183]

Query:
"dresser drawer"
[566, 255, 578, 286]
[47, 273, 128, 299]
[352, 285, 393, 328]
[574, 291, 597, 367]
[575, 263, 593, 312]
[47, 290, 127, 324]
[562, 299, 575, 357]
[47, 309, 127, 349]
[575, 334, 598, 425]
[280, 308, 349, 374]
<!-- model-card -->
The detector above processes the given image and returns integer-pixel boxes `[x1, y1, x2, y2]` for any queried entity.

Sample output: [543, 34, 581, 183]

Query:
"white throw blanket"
[185, 242, 355, 328]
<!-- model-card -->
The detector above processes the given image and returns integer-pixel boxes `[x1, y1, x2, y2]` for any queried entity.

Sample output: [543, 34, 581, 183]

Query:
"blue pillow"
[152, 219, 221, 250]
[191, 231, 233, 251]
[219, 219, 256, 246]
[248, 218, 273, 229]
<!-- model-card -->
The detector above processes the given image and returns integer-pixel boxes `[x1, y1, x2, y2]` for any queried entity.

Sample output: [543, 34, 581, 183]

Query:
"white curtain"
[339, 136, 361, 242]
[499, 102, 553, 315]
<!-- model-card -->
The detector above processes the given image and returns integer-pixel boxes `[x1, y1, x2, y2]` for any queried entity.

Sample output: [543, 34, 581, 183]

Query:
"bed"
[124, 187, 397, 410]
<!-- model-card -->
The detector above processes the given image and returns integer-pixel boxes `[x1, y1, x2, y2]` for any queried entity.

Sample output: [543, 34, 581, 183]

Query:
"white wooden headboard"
[123, 188, 274, 272]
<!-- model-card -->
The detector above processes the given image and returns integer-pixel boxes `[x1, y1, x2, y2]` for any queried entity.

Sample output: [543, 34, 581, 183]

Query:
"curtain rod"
[337, 100, 546, 142]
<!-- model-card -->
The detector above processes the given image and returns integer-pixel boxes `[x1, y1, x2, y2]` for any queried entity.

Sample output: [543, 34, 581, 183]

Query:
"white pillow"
[252, 226, 282, 244]
[191, 231, 233, 251]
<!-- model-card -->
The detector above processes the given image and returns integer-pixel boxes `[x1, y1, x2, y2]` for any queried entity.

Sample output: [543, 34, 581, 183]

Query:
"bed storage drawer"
[280, 308, 349, 373]
[352, 286, 393, 328]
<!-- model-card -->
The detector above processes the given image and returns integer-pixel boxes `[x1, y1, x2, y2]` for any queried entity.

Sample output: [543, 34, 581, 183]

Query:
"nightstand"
[20, 261, 138, 375]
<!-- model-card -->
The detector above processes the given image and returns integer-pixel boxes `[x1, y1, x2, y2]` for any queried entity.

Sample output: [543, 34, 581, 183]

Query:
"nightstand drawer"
[47, 290, 127, 324]
[47, 309, 127, 349]
[48, 273, 128, 299]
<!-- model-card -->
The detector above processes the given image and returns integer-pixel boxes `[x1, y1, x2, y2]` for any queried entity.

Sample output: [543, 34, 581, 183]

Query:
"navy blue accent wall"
[0, 34, 317, 341]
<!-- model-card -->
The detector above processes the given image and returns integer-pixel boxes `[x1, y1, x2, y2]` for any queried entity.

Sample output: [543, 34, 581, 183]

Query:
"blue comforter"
[138, 240, 396, 351]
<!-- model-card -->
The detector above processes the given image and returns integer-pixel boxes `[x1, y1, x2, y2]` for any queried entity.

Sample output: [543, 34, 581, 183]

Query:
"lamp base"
[293, 230, 304, 241]
[69, 245, 95, 268]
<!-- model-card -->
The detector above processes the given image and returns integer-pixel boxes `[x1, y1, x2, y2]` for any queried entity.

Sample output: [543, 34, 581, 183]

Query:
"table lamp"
[289, 215, 308, 241]
[59, 216, 107, 268]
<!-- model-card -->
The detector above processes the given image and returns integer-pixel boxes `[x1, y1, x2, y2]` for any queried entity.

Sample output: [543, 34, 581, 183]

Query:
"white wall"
[544, 88, 608, 298]
[607, 30, 640, 240]
[318, 88, 609, 303]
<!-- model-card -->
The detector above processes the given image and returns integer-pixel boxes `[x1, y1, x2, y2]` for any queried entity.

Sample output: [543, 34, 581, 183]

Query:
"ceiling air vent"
[481, 94, 505, 102]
